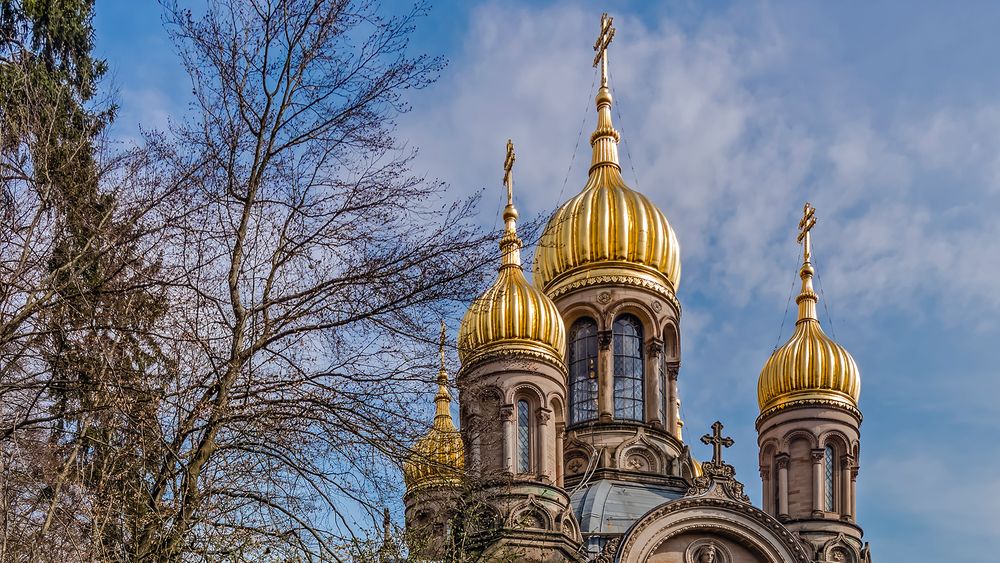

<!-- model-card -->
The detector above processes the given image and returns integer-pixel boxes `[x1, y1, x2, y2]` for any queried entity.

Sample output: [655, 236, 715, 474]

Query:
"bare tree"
[128, 0, 495, 559]
[1, 0, 499, 560]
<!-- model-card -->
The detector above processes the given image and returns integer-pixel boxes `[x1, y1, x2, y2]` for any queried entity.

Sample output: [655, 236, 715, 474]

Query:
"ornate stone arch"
[759, 439, 779, 465]
[818, 431, 851, 456]
[661, 320, 680, 361]
[615, 497, 810, 563]
[508, 494, 554, 531]
[821, 533, 861, 563]
[606, 298, 660, 340]
[614, 426, 668, 474]
[507, 381, 546, 408]
[779, 428, 818, 451]
[560, 302, 605, 333]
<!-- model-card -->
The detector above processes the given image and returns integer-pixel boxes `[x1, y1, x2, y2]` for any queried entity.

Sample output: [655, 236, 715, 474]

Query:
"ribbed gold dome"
[758, 206, 861, 417]
[458, 142, 566, 368]
[404, 324, 465, 493]
[533, 82, 680, 299]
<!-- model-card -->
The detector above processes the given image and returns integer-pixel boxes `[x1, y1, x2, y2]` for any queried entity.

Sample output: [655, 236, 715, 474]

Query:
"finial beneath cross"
[503, 139, 515, 207]
[701, 421, 734, 466]
[593, 12, 615, 88]
[797, 202, 817, 264]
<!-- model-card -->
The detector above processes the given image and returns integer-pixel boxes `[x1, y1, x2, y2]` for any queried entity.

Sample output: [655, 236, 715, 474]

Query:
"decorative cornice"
[544, 266, 681, 313]
[458, 343, 567, 377]
[757, 397, 863, 426]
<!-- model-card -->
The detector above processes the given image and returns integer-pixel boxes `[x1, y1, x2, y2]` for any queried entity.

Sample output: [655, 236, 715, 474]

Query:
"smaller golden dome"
[404, 323, 464, 493]
[758, 205, 861, 417]
[458, 141, 566, 367]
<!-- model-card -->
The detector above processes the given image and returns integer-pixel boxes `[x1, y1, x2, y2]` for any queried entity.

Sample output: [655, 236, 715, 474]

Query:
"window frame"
[516, 399, 532, 474]
[612, 314, 645, 422]
[568, 317, 599, 425]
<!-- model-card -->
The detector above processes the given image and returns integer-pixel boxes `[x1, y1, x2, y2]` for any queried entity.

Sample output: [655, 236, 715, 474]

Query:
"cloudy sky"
[96, 1, 1000, 560]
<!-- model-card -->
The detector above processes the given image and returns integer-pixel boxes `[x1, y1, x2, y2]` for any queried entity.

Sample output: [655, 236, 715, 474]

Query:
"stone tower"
[531, 13, 696, 500]
[456, 140, 582, 561]
[401, 323, 464, 560]
[756, 203, 870, 562]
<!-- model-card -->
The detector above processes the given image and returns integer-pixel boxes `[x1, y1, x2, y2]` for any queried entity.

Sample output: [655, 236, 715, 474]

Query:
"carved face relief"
[684, 540, 730, 563]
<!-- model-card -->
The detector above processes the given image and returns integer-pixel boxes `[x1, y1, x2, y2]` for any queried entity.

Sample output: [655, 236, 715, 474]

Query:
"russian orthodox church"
[401, 13, 872, 563]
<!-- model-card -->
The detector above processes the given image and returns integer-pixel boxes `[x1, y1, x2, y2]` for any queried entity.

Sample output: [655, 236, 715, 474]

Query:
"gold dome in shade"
[458, 140, 566, 368]
[757, 204, 861, 418]
[533, 35, 680, 300]
[403, 322, 465, 493]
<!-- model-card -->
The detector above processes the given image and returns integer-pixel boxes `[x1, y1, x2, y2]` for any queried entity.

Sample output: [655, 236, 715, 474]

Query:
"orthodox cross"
[797, 202, 816, 263]
[503, 138, 515, 206]
[701, 421, 734, 465]
[593, 12, 615, 88]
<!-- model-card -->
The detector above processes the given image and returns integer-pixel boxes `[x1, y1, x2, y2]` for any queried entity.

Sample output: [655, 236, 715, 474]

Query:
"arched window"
[613, 314, 644, 421]
[824, 445, 836, 511]
[568, 318, 598, 424]
[517, 400, 531, 473]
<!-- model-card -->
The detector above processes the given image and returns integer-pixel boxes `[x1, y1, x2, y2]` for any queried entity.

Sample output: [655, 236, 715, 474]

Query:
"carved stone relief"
[685, 539, 732, 563]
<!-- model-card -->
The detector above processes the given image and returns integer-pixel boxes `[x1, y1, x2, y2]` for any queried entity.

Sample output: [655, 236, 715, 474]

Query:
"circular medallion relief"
[597, 291, 612, 304]
[685, 539, 731, 563]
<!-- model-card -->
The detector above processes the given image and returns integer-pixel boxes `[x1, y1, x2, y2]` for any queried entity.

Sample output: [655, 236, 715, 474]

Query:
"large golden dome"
[458, 143, 566, 368]
[758, 206, 861, 417]
[403, 324, 465, 493]
[533, 85, 680, 299]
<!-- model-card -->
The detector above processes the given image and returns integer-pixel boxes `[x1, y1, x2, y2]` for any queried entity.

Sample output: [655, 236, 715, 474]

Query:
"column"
[851, 464, 859, 518]
[555, 422, 565, 486]
[776, 454, 789, 519]
[841, 455, 853, 520]
[537, 408, 554, 482]
[598, 330, 613, 422]
[645, 340, 664, 426]
[811, 449, 825, 516]
[760, 467, 772, 515]
[666, 362, 679, 438]
[501, 404, 515, 474]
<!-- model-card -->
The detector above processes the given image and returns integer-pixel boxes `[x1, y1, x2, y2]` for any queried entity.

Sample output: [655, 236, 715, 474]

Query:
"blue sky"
[94, 2, 1000, 561]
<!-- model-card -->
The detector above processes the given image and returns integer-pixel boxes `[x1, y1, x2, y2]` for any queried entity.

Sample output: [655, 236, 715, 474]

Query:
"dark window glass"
[824, 445, 836, 511]
[613, 314, 644, 421]
[517, 400, 531, 473]
[568, 318, 598, 424]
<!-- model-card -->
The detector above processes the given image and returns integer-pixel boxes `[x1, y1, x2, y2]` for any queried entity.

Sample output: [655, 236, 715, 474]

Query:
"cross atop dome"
[797, 202, 816, 264]
[593, 12, 615, 88]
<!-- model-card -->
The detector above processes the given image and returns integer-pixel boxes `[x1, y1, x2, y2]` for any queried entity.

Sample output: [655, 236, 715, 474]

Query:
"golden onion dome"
[458, 141, 566, 368]
[403, 323, 464, 493]
[758, 204, 861, 418]
[533, 69, 680, 300]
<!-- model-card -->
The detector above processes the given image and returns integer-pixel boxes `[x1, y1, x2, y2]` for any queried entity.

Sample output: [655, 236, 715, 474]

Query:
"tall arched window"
[517, 400, 531, 473]
[824, 445, 836, 511]
[613, 314, 644, 421]
[568, 318, 598, 424]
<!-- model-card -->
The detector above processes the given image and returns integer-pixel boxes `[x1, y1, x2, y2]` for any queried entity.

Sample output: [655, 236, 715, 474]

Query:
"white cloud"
[402, 1, 1000, 325]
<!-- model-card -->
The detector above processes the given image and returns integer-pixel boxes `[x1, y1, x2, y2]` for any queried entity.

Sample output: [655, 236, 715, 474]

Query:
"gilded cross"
[593, 12, 615, 88]
[797, 202, 817, 263]
[701, 421, 734, 465]
[503, 138, 515, 206]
